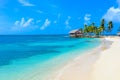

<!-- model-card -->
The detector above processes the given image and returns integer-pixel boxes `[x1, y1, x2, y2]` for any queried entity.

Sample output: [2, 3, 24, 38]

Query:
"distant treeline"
[79, 19, 113, 37]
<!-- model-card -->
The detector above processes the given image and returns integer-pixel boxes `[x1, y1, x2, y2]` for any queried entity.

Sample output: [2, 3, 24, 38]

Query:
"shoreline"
[0, 38, 101, 80]
[45, 39, 103, 80]
[51, 37, 114, 80]
[92, 37, 120, 80]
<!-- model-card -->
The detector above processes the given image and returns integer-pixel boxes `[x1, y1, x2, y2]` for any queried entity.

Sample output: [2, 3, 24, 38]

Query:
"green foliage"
[108, 21, 113, 32]
[100, 19, 105, 31]
[84, 24, 89, 33]
[79, 19, 114, 37]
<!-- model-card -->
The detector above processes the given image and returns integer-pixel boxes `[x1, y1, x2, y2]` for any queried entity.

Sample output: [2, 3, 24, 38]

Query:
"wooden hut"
[69, 29, 83, 38]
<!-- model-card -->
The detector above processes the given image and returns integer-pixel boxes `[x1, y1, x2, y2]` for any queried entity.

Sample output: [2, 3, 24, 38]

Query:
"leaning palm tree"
[90, 22, 96, 37]
[91, 22, 96, 33]
[84, 24, 89, 37]
[108, 21, 113, 35]
[100, 19, 105, 35]
[98, 27, 103, 36]
[94, 27, 100, 37]
[87, 24, 95, 37]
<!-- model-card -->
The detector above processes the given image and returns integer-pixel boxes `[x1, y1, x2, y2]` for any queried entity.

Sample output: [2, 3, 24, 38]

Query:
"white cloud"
[103, 7, 120, 22]
[14, 18, 34, 27]
[84, 14, 91, 24]
[18, 0, 34, 6]
[14, 21, 19, 26]
[23, 18, 33, 27]
[53, 13, 61, 24]
[40, 19, 51, 30]
[102, 0, 120, 22]
[65, 16, 71, 29]
[20, 17, 25, 26]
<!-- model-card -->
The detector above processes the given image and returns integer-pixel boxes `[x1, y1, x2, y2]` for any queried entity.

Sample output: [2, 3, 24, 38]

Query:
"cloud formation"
[23, 18, 33, 27]
[40, 19, 51, 30]
[14, 21, 19, 26]
[53, 13, 61, 24]
[18, 0, 34, 6]
[65, 16, 71, 29]
[14, 18, 34, 27]
[103, 7, 120, 22]
[84, 14, 91, 24]
[102, 0, 120, 22]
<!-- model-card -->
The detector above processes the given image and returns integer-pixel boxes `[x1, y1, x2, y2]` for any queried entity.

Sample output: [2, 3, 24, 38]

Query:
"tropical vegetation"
[80, 19, 114, 38]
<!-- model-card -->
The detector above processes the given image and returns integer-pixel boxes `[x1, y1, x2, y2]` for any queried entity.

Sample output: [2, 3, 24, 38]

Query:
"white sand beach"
[92, 37, 120, 80]
[52, 37, 120, 80]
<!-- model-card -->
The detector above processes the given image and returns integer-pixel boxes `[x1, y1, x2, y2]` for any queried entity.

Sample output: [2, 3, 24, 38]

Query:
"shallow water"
[0, 35, 101, 80]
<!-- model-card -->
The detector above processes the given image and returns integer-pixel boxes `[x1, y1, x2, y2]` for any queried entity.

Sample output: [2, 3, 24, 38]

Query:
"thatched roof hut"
[69, 29, 83, 37]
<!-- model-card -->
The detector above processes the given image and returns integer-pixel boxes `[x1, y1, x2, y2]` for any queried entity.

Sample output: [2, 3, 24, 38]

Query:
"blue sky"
[0, 0, 120, 35]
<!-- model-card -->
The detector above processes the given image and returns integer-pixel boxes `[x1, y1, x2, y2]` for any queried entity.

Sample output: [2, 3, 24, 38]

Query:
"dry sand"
[53, 37, 120, 80]
[92, 37, 120, 80]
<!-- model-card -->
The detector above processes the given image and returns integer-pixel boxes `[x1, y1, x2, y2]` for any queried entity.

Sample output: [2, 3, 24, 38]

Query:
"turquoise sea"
[0, 35, 101, 80]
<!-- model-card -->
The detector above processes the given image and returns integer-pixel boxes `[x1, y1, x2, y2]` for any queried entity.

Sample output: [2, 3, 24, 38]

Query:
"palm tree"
[83, 23, 101, 37]
[90, 22, 96, 37]
[108, 21, 113, 34]
[80, 19, 114, 38]
[84, 24, 89, 37]
[87, 24, 95, 37]
[92, 22, 96, 33]
[98, 27, 103, 36]
[100, 19, 105, 35]
[94, 27, 100, 37]
[87, 25, 92, 37]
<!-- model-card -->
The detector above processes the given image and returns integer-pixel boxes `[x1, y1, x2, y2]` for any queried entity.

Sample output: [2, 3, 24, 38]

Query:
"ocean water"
[0, 35, 101, 80]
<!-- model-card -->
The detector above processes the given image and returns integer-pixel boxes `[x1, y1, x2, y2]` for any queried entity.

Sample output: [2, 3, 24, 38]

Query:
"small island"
[1, 0, 120, 80]
[69, 19, 115, 38]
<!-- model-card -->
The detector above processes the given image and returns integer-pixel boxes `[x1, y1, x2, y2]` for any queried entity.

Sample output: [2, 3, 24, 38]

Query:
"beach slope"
[92, 37, 120, 80]
[54, 37, 120, 80]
